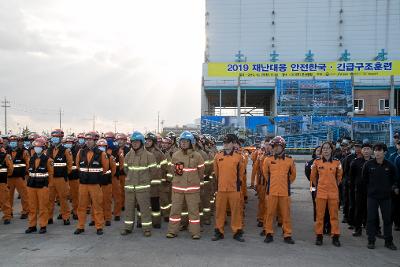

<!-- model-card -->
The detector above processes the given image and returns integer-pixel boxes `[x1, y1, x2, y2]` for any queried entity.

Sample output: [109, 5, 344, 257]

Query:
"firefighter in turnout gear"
[212, 134, 246, 242]
[74, 131, 109, 235]
[263, 136, 296, 245]
[160, 138, 173, 222]
[166, 131, 205, 240]
[120, 131, 157, 237]
[47, 129, 72, 225]
[25, 138, 53, 234]
[0, 137, 13, 224]
[145, 132, 167, 228]
[310, 142, 343, 247]
[7, 134, 30, 219]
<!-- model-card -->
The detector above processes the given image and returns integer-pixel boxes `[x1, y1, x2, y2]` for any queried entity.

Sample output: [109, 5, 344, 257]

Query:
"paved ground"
[0, 159, 399, 267]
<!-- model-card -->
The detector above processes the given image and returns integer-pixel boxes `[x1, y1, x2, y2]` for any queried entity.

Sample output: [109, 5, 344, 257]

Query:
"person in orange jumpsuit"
[310, 141, 343, 247]
[212, 134, 246, 242]
[47, 129, 72, 225]
[25, 138, 53, 234]
[0, 137, 14, 224]
[263, 136, 296, 244]
[116, 133, 130, 212]
[104, 132, 124, 221]
[63, 136, 80, 220]
[74, 131, 109, 235]
[7, 134, 30, 219]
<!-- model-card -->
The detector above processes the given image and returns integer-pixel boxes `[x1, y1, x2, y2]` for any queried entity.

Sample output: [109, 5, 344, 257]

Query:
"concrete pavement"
[0, 160, 399, 267]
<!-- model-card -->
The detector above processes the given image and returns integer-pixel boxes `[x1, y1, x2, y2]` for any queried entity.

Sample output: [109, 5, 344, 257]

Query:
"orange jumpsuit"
[0, 150, 14, 221]
[27, 153, 53, 228]
[250, 150, 260, 187]
[107, 148, 124, 218]
[310, 157, 343, 236]
[255, 152, 267, 223]
[47, 146, 73, 221]
[76, 148, 109, 230]
[99, 153, 116, 222]
[263, 154, 296, 238]
[213, 150, 245, 235]
[8, 149, 30, 216]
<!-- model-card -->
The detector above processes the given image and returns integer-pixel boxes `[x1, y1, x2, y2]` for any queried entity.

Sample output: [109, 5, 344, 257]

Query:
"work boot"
[57, 214, 62, 220]
[3, 219, 10, 225]
[74, 228, 85, 235]
[257, 221, 263, 227]
[332, 235, 341, 247]
[63, 219, 70, 225]
[284, 236, 295, 244]
[211, 229, 224, 241]
[20, 214, 28, 220]
[105, 221, 111, 226]
[352, 229, 362, 237]
[48, 218, 54, 224]
[264, 234, 273, 243]
[315, 235, 323, 246]
[25, 226, 37, 234]
[385, 241, 397, 251]
[120, 229, 132, 236]
[367, 241, 375, 249]
[89, 221, 95, 226]
[233, 230, 245, 242]
[192, 234, 201, 240]
[39, 227, 47, 234]
[96, 229, 103, 235]
[72, 213, 78, 220]
[144, 230, 151, 237]
[166, 233, 177, 238]
[114, 216, 121, 221]
[122, 206, 125, 211]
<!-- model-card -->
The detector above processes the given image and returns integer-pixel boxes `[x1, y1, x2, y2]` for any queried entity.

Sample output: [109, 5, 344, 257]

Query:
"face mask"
[64, 143, 73, 149]
[335, 143, 340, 149]
[34, 147, 43, 154]
[106, 139, 115, 149]
[113, 141, 118, 147]
[24, 141, 31, 148]
[78, 138, 85, 145]
[9, 141, 17, 149]
[351, 149, 355, 154]
[98, 146, 106, 152]
[51, 137, 60, 144]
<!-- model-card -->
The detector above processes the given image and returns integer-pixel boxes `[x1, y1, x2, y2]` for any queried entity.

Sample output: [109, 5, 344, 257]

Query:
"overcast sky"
[0, 0, 205, 135]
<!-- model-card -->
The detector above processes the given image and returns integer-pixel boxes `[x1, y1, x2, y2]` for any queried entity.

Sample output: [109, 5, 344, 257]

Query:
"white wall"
[205, 0, 400, 62]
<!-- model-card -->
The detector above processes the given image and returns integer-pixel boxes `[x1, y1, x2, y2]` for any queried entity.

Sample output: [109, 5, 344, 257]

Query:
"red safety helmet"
[85, 131, 99, 140]
[32, 138, 46, 147]
[64, 136, 75, 143]
[8, 135, 20, 142]
[96, 138, 107, 147]
[104, 132, 115, 139]
[28, 132, 40, 141]
[115, 133, 127, 141]
[270, 136, 286, 148]
[51, 129, 64, 137]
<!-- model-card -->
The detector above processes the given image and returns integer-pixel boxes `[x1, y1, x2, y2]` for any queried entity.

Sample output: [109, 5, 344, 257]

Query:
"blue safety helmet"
[179, 131, 195, 145]
[130, 131, 145, 144]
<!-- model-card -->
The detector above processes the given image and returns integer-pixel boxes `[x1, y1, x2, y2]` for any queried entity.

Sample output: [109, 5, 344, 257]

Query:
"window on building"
[354, 99, 364, 112]
[379, 99, 389, 111]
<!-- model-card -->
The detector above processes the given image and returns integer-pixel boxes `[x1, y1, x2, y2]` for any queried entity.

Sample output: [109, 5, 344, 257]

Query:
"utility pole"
[113, 120, 118, 133]
[157, 111, 160, 133]
[1, 97, 10, 134]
